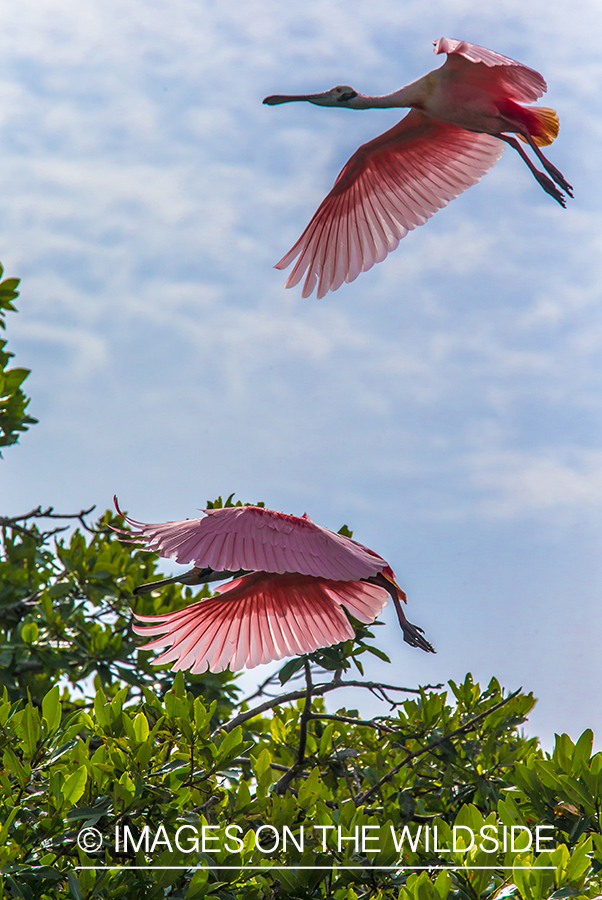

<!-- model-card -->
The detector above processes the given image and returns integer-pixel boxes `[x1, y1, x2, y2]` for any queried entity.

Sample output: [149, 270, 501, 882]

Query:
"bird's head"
[263, 85, 360, 107]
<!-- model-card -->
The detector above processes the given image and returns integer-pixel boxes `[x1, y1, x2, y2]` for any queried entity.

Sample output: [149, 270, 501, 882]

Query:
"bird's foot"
[527, 137, 574, 198]
[542, 160, 573, 198]
[402, 621, 436, 654]
[535, 170, 567, 207]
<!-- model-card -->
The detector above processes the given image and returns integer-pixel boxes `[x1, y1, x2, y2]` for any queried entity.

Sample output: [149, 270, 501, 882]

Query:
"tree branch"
[355, 688, 522, 806]
[213, 679, 442, 739]
[0, 505, 98, 540]
[274, 659, 313, 794]
[308, 712, 396, 733]
[240, 670, 282, 704]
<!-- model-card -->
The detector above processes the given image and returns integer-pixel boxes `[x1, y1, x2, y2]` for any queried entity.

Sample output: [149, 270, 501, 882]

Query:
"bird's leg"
[523, 133, 573, 198]
[366, 573, 436, 654]
[389, 591, 436, 654]
[498, 134, 567, 207]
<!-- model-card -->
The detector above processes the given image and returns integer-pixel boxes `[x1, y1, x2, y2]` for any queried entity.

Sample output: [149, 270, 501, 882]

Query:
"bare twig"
[241, 661, 324, 703]
[355, 688, 522, 806]
[1, 505, 96, 527]
[1, 505, 98, 541]
[308, 712, 396, 734]
[228, 757, 291, 774]
[196, 795, 219, 812]
[371, 685, 405, 709]
[213, 679, 441, 739]
[0, 594, 39, 625]
[240, 670, 282, 704]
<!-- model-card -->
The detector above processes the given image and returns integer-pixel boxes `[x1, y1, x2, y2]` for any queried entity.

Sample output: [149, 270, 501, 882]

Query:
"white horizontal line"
[75, 865, 557, 871]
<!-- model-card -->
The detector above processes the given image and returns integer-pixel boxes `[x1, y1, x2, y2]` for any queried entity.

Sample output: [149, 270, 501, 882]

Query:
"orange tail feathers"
[517, 107, 559, 147]
[497, 99, 559, 147]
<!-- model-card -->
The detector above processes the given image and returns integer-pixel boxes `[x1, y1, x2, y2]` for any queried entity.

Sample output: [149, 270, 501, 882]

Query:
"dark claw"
[402, 621, 436, 654]
[545, 163, 573, 198]
[535, 171, 566, 207]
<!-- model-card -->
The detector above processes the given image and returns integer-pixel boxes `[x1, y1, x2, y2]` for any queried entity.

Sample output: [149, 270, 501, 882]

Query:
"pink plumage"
[276, 115, 503, 299]
[133, 572, 389, 673]
[115, 502, 386, 581]
[433, 38, 547, 103]
[115, 499, 435, 672]
[265, 37, 572, 299]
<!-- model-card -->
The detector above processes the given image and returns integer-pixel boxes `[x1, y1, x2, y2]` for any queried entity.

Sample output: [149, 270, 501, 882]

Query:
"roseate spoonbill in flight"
[264, 37, 573, 299]
[114, 499, 435, 673]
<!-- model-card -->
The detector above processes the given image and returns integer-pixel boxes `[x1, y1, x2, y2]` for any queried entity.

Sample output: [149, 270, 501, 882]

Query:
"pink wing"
[115, 501, 386, 581]
[275, 111, 503, 299]
[434, 38, 547, 103]
[133, 571, 389, 672]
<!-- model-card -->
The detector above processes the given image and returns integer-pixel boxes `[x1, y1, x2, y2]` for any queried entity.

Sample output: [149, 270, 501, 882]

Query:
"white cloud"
[466, 448, 602, 516]
[1, 0, 601, 744]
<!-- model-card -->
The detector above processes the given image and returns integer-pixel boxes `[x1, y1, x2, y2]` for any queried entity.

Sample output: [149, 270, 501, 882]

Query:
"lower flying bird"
[114, 500, 434, 672]
[264, 37, 573, 299]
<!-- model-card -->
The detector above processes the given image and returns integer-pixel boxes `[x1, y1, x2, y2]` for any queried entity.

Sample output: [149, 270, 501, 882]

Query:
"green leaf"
[132, 711, 149, 743]
[278, 657, 305, 685]
[366, 644, 391, 663]
[572, 729, 594, 775]
[93, 689, 110, 729]
[68, 872, 84, 900]
[62, 765, 88, 805]
[20, 621, 39, 644]
[18, 703, 41, 756]
[319, 723, 334, 756]
[565, 836, 593, 882]
[41, 685, 61, 735]
[253, 749, 272, 779]
[298, 766, 322, 808]
[215, 725, 244, 762]
[0, 805, 20, 844]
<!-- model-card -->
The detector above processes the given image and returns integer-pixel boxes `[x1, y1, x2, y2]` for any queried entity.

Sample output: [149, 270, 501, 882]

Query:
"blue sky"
[2, 0, 601, 746]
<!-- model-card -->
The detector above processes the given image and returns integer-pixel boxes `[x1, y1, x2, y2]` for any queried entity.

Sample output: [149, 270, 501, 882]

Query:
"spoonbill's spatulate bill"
[115, 500, 435, 672]
[264, 38, 573, 299]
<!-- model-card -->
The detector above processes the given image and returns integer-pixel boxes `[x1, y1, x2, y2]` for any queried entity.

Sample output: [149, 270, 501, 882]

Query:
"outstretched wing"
[434, 38, 547, 102]
[115, 500, 386, 581]
[133, 571, 389, 672]
[275, 110, 503, 298]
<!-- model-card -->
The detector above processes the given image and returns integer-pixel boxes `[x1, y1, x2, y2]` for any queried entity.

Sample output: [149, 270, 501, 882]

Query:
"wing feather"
[133, 571, 385, 671]
[276, 111, 503, 298]
[434, 37, 547, 103]
[116, 501, 386, 580]
[325, 579, 390, 623]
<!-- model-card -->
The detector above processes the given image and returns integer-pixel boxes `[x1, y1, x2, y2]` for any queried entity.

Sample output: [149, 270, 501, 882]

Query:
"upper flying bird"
[264, 37, 573, 299]
[114, 499, 434, 673]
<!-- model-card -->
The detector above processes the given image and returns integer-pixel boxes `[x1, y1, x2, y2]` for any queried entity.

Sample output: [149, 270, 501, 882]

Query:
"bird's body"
[264, 38, 572, 299]
[115, 500, 434, 672]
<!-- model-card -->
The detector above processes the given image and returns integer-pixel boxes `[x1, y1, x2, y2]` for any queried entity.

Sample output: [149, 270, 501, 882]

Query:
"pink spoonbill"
[115, 499, 434, 673]
[264, 38, 573, 299]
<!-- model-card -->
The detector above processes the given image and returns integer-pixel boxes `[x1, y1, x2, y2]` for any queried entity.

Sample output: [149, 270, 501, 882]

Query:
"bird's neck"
[352, 89, 409, 109]
[352, 73, 435, 110]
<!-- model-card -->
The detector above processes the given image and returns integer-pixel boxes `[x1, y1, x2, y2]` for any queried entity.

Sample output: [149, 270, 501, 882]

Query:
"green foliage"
[206, 495, 265, 509]
[0, 268, 37, 451]
[0, 506, 241, 721]
[0, 622, 601, 899]
[1, 508, 601, 900]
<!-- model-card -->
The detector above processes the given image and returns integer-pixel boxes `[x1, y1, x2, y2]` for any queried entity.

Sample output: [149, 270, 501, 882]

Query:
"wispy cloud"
[1, 0, 601, 743]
